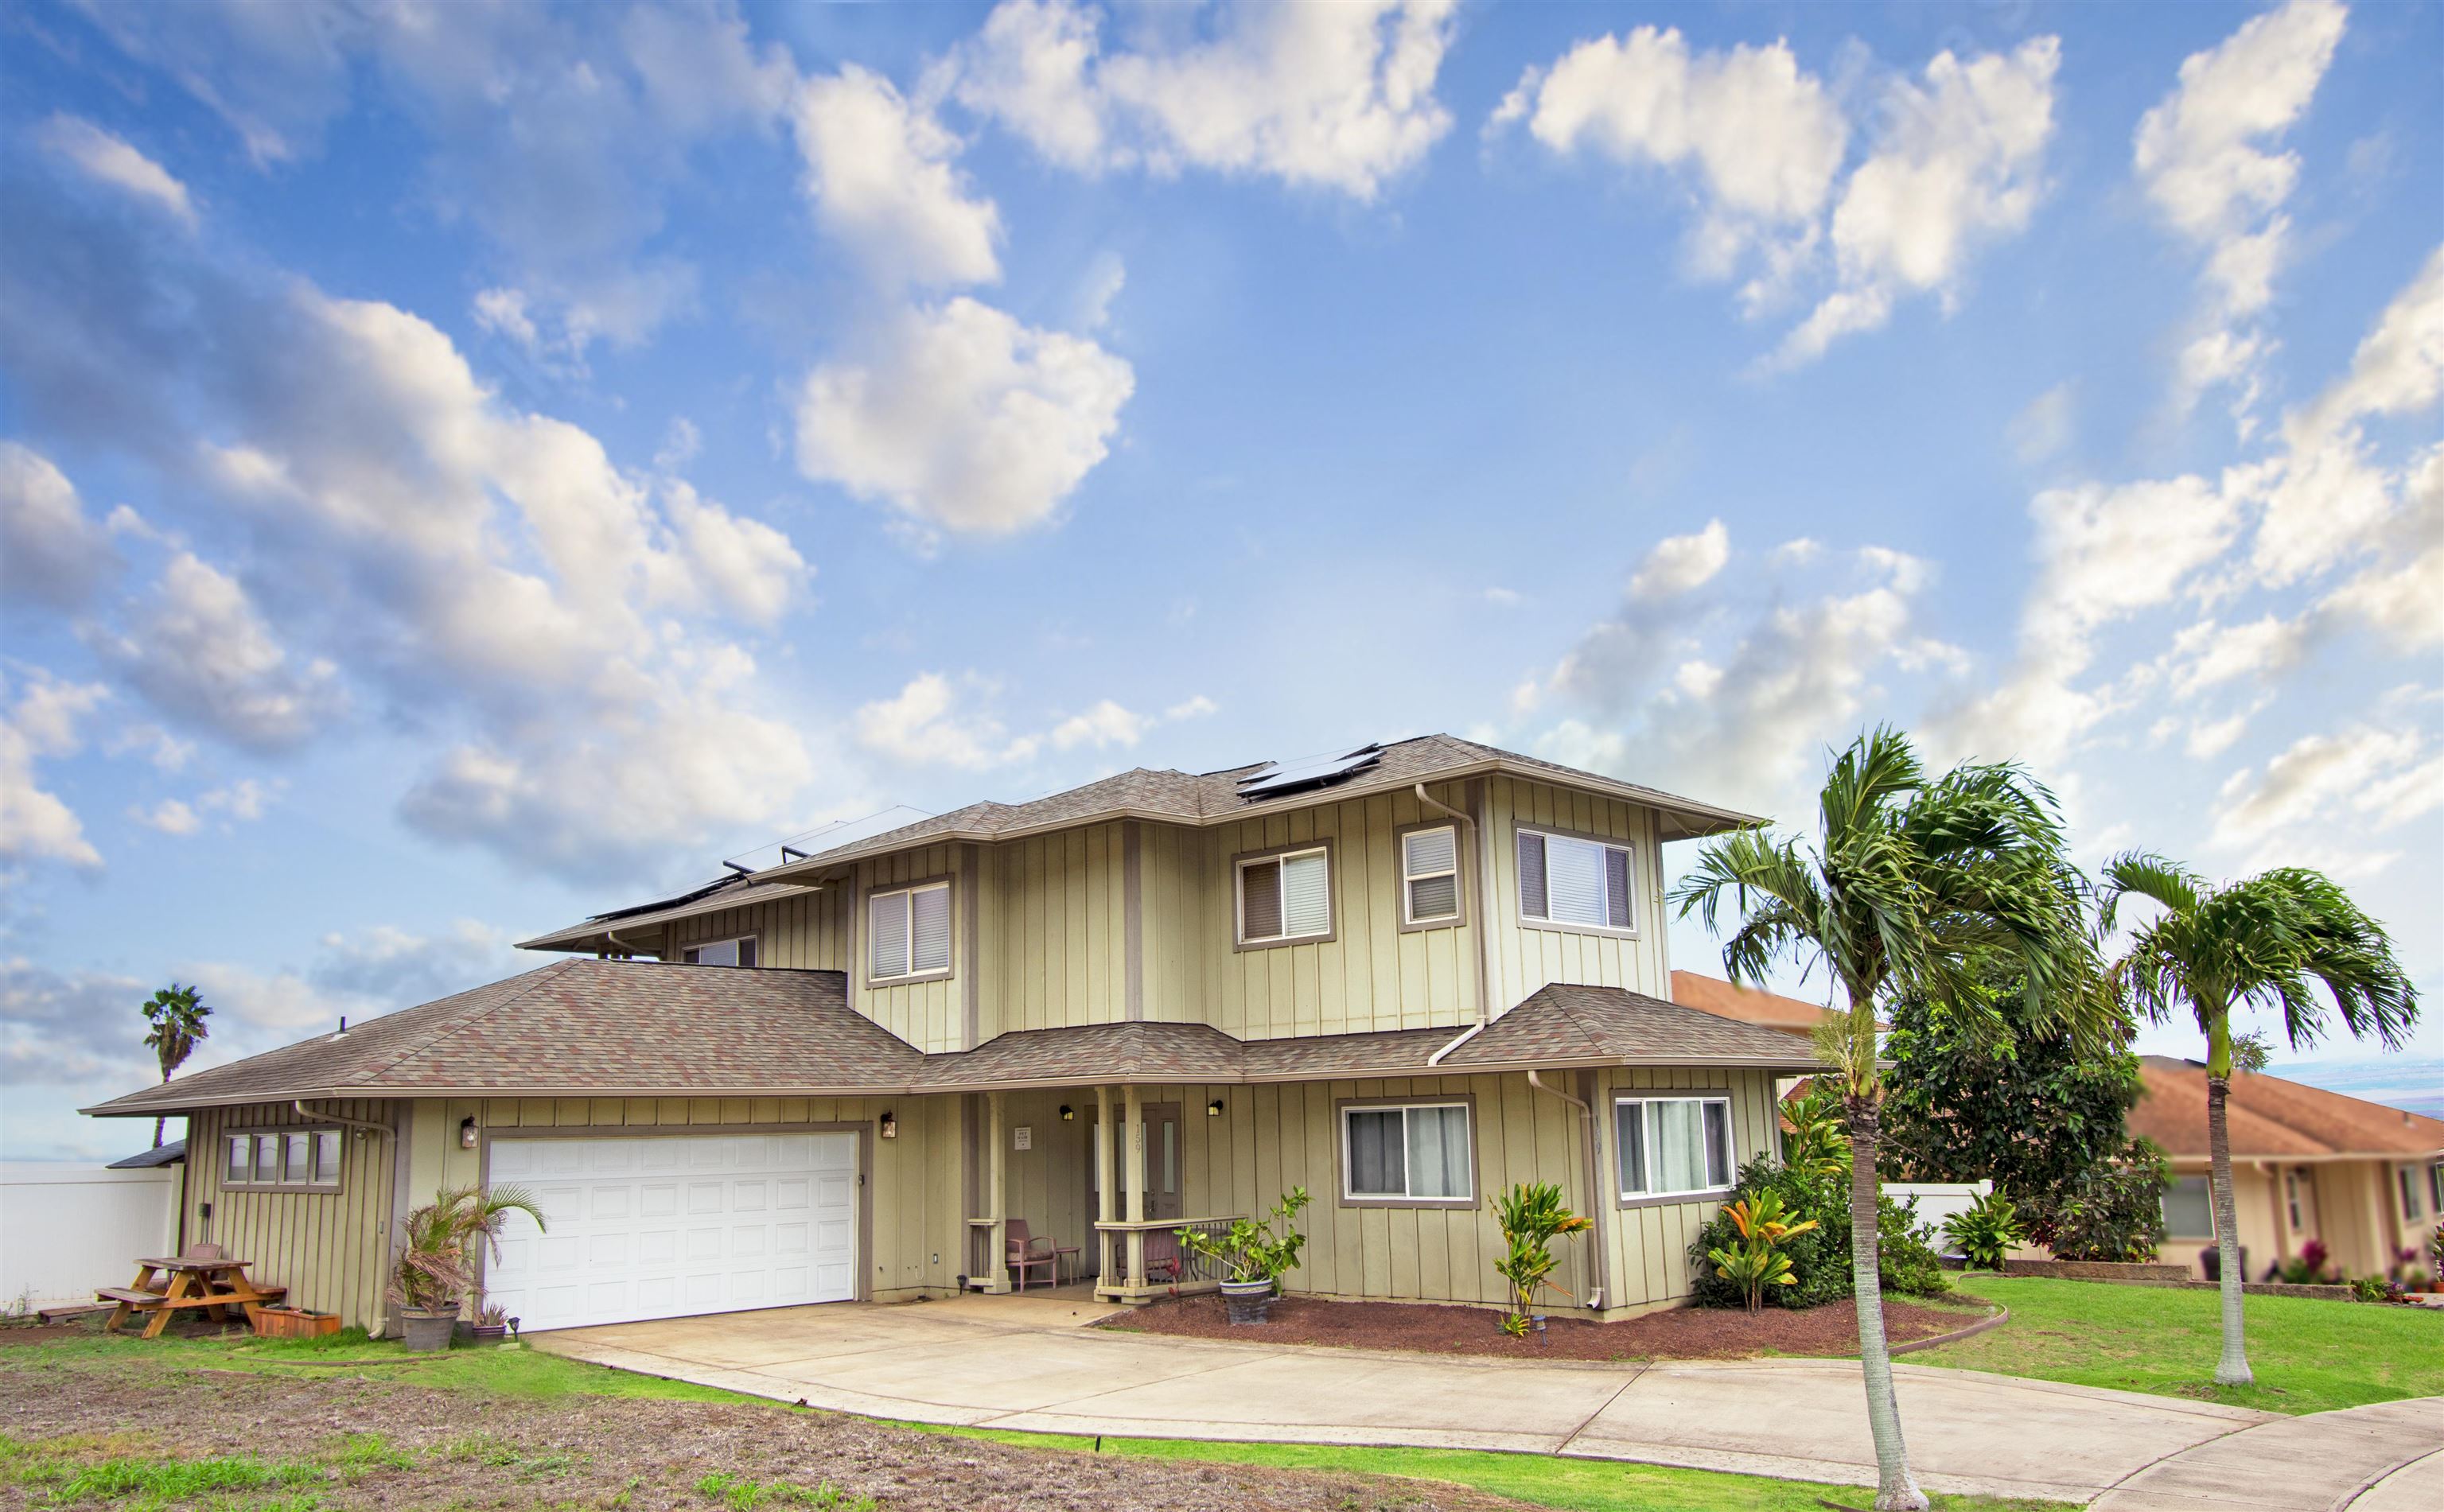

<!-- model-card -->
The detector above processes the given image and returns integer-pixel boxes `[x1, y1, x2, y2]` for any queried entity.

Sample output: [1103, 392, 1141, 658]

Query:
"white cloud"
[200, 777, 275, 821]
[853, 672, 1041, 770]
[1050, 698, 1150, 751]
[1627, 519, 1730, 600]
[130, 799, 200, 835]
[2134, 0, 2349, 424]
[1481, 586, 1524, 608]
[0, 441, 117, 610]
[952, 0, 1457, 200]
[792, 64, 1002, 288]
[1165, 694, 1219, 721]
[88, 550, 346, 752]
[795, 297, 1134, 538]
[1774, 39, 2061, 368]
[0, 671, 109, 869]
[38, 114, 198, 228]
[2209, 721, 2439, 873]
[2008, 382, 2077, 465]
[2330, 442, 2443, 650]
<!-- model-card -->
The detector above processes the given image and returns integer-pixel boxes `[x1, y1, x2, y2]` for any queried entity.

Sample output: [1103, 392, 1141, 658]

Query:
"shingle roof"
[85, 966, 1821, 1117]
[2131, 1057, 2444, 1161]
[520, 876, 825, 950]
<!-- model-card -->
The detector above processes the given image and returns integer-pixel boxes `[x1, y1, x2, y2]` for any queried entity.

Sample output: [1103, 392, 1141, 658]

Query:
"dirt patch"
[0, 1345, 1531, 1512]
[1102, 1294, 1985, 1362]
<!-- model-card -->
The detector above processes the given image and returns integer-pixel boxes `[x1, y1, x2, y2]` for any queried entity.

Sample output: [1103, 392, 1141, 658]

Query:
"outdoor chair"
[1142, 1229, 1182, 1285]
[1003, 1220, 1068, 1292]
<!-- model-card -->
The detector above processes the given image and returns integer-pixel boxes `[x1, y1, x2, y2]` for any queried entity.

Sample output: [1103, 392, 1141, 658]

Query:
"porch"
[961, 1083, 1243, 1304]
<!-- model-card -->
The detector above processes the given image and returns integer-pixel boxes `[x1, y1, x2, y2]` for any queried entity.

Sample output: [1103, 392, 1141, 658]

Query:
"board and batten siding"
[1594, 1067, 1780, 1309]
[846, 843, 966, 1052]
[185, 1101, 398, 1333]
[1485, 775, 1672, 1007]
[1178, 781, 1484, 1040]
[664, 883, 850, 971]
[404, 1094, 964, 1305]
[979, 822, 1129, 1038]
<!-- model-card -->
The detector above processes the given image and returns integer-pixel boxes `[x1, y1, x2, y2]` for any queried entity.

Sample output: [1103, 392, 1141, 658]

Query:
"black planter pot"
[401, 1308, 457, 1353]
[1219, 1278, 1275, 1325]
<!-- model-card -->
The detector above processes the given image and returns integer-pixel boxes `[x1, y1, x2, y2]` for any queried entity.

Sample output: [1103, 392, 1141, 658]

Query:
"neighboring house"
[1668, 970, 1835, 1039]
[2134, 1056, 2444, 1281]
[87, 736, 1815, 1335]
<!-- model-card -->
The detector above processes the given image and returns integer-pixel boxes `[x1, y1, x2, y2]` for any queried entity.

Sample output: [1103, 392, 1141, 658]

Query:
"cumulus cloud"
[951, 0, 1457, 200]
[1498, 27, 2060, 367]
[792, 65, 1002, 288]
[2209, 721, 2440, 875]
[1627, 519, 1730, 601]
[794, 297, 1134, 538]
[0, 671, 110, 868]
[128, 799, 201, 835]
[2133, 0, 2348, 426]
[2009, 381, 2078, 465]
[87, 551, 346, 752]
[38, 114, 198, 228]
[854, 672, 1042, 770]
[1050, 698, 1150, 751]
[1, 958, 153, 1092]
[0, 441, 117, 610]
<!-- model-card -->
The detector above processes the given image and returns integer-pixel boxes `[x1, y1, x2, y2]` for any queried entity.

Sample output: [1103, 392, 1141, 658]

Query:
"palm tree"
[139, 982, 212, 1149]
[2100, 856, 2417, 1387]
[1674, 728, 2111, 1512]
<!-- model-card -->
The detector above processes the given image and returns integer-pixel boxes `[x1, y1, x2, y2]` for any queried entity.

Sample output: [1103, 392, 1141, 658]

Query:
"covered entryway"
[485, 1132, 858, 1331]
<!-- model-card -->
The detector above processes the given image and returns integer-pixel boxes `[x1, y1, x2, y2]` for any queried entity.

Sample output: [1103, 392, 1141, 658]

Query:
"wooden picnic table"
[98, 1255, 286, 1339]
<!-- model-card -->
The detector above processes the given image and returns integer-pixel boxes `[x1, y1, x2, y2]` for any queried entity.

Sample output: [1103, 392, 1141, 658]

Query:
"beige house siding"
[2160, 1157, 2439, 1281]
[1594, 1067, 1780, 1308]
[850, 843, 965, 1052]
[981, 823, 1130, 1038]
[185, 1100, 399, 1334]
[1137, 821, 1210, 1024]
[1486, 775, 1672, 1006]
[664, 882, 850, 972]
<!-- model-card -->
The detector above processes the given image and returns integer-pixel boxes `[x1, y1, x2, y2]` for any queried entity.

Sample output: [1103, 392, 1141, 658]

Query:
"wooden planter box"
[251, 1307, 341, 1339]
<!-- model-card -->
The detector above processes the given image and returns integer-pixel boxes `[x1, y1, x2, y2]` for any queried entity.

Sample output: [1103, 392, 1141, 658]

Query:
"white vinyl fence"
[1883, 1180, 1991, 1257]
[1, 1161, 181, 1310]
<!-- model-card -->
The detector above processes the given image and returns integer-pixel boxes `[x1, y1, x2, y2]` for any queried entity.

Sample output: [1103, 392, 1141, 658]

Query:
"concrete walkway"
[2090, 1397, 2444, 1512]
[533, 1296, 2312, 1504]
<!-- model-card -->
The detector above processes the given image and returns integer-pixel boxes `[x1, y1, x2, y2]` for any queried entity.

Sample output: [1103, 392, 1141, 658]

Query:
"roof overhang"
[519, 876, 831, 953]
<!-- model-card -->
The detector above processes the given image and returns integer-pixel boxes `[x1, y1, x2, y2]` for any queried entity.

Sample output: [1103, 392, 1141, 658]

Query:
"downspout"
[1527, 1070, 1606, 1310]
[1418, 781, 1496, 1067]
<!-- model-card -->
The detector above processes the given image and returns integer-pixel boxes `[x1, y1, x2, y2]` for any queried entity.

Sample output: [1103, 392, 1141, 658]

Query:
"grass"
[898, 1426, 2070, 1512]
[0, 1427, 417, 1510]
[693, 1470, 878, 1510]
[1920, 1275, 2442, 1415]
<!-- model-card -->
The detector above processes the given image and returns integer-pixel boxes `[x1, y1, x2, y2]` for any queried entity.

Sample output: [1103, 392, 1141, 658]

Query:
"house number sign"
[1013, 1125, 1032, 1151]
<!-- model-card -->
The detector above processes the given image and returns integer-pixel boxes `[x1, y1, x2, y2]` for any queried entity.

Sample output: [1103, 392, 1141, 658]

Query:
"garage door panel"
[483, 1133, 857, 1331]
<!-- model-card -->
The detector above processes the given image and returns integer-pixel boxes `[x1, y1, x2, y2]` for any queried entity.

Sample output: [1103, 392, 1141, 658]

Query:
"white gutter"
[1415, 781, 1496, 1034]
[292, 1100, 391, 1137]
[1526, 1069, 1605, 1310]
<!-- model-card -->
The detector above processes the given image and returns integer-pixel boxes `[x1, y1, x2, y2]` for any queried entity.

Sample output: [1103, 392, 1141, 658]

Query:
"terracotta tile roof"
[84, 966, 1821, 1117]
[1669, 970, 1834, 1035]
[2131, 1056, 2444, 1161]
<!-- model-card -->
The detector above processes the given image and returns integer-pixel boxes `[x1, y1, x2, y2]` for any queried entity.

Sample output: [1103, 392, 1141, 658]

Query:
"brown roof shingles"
[87, 964, 1822, 1117]
[2131, 1056, 2444, 1160]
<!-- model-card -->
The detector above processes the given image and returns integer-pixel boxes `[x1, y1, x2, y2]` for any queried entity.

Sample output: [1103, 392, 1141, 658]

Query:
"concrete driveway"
[528, 1294, 2327, 1504]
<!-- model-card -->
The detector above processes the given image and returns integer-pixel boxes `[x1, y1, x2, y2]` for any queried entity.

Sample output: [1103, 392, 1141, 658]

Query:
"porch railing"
[1093, 1215, 1242, 1303]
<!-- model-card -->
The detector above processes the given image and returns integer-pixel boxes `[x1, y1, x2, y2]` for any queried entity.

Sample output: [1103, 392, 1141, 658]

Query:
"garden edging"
[1889, 1304, 2008, 1355]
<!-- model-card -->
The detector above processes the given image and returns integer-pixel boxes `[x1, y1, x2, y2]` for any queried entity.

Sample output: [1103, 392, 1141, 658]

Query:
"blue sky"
[2, 1, 2438, 1160]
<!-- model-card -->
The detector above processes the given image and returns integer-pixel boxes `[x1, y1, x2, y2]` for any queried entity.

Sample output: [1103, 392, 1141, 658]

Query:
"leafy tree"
[1674, 728, 2112, 1511]
[138, 982, 212, 1149]
[2102, 856, 2417, 1387]
[1880, 978, 2146, 1249]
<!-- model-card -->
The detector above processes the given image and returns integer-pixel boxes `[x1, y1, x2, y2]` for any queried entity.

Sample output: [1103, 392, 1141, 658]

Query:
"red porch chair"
[1004, 1220, 1074, 1291]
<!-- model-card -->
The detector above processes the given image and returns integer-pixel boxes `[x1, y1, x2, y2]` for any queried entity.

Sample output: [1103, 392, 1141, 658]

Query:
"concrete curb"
[1889, 1304, 2007, 1355]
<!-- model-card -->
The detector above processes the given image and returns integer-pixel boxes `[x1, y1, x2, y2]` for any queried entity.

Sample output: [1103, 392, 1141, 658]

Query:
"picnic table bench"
[98, 1252, 286, 1339]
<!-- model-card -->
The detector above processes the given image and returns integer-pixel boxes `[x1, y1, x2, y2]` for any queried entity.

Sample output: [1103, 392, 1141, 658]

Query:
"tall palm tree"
[139, 982, 212, 1149]
[1675, 728, 2111, 1512]
[2100, 856, 2416, 1387]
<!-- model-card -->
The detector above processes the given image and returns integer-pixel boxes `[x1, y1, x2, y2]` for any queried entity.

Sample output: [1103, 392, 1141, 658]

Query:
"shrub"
[1942, 1187, 2025, 1272]
[1706, 1190, 1820, 1310]
[2275, 1238, 2334, 1285]
[2039, 1139, 2169, 1261]
[1491, 1182, 1593, 1335]
[1687, 1155, 1948, 1307]
[1878, 1203, 1952, 1297]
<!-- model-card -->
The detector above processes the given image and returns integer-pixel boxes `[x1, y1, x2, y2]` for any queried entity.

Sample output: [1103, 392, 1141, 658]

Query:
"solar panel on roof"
[1236, 743, 1383, 800]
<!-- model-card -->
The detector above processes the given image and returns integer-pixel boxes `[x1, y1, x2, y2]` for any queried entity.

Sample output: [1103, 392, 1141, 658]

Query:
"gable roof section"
[2131, 1056, 2444, 1161]
[85, 967, 1819, 1116]
[1669, 970, 1834, 1036]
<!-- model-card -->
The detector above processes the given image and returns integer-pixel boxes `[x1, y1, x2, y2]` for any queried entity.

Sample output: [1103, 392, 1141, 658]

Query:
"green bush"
[1941, 1187, 2026, 1272]
[1690, 1155, 1950, 1306]
[2041, 1140, 2169, 1261]
[1878, 1203, 1951, 1297]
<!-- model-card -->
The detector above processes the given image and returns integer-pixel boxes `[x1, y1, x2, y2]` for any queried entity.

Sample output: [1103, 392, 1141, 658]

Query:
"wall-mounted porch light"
[1058, 1105, 1075, 1121]
[878, 1110, 897, 1139]
[1207, 1099, 1224, 1117]
[458, 1116, 478, 1150]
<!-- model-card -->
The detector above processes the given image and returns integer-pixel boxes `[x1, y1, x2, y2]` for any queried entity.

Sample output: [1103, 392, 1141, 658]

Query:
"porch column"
[986, 1090, 1009, 1293]
[1095, 1084, 1115, 1285]
[1124, 1082, 1147, 1289]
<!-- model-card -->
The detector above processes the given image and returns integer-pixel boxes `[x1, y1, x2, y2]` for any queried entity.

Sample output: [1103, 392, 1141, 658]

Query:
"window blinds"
[910, 884, 952, 974]
[1519, 828, 1633, 930]
[1516, 830, 1547, 917]
[869, 891, 908, 978]
[1280, 851, 1329, 937]
[1403, 826, 1459, 921]
[1240, 859, 1282, 939]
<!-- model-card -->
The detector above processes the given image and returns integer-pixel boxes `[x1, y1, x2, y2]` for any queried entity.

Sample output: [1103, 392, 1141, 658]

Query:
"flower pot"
[251, 1307, 341, 1339]
[400, 1307, 457, 1353]
[467, 1323, 510, 1344]
[1219, 1277, 1276, 1325]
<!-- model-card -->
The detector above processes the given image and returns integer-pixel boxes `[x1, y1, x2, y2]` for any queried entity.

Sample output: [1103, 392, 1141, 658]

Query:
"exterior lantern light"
[458, 1116, 478, 1150]
[879, 1111, 897, 1140]
[1058, 1105, 1075, 1121]
[1207, 1099, 1224, 1117]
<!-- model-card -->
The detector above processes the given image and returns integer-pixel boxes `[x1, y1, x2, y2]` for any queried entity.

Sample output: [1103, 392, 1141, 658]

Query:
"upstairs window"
[1615, 1095, 1731, 1199]
[1400, 824, 1462, 926]
[1238, 845, 1331, 946]
[1516, 826, 1634, 934]
[681, 936, 757, 968]
[870, 880, 952, 982]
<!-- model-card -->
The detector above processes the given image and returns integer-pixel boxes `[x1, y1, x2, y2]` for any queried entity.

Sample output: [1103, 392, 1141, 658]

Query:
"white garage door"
[483, 1132, 858, 1331]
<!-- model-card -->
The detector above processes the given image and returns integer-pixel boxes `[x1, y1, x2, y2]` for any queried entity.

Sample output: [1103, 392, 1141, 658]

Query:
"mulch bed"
[1102, 1293, 1986, 1362]
[0, 1341, 1533, 1512]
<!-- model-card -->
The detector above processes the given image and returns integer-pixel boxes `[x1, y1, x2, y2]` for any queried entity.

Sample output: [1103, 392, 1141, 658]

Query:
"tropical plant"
[1490, 1182, 1594, 1335]
[1780, 1081, 1850, 1180]
[2101, 854, 2419, 1387]
[1941, 1188, 2024, 1272]
[1707, 1190, 1822, 1311]
[1175, 1187, 1310, 1292]
[2044, 1139, 2169, 1261]
[2275, 1238, 2334, 1286]
[138, 982, 212, 1149]
[1689, 1156, 1949, 1310]
[391, 1184, 548, 1316]
[1673, 727, 2114, 1511]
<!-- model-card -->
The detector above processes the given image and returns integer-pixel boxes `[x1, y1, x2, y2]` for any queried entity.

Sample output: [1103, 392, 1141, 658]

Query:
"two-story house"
[88, 734, 1818, 1335]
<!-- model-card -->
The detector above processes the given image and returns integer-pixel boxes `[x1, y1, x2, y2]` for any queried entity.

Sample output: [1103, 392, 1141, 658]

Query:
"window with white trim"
[681, 935, 757, 967]
[2399, 1166, 2421, 1222]
[1516, 826, 1634, 932]
[1400, 825, 1462, 925]
[1342, 1102, 1473, 1203]
[1238, 846, 1331, 946]
[2162, 1176, 2214, 1236]
[870, 880, 952, 982]
[1614, 1095, 1732, 1199]
[223, 1128, 343, 1191]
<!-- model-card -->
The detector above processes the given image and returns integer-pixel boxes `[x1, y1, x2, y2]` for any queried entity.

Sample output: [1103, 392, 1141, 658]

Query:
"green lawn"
[1921, 1276, 2442, 1415]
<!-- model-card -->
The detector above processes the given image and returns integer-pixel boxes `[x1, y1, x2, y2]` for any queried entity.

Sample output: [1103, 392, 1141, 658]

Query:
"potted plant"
[1492, 1182, 1593, 1338]
[391, 1184, 546, 1352]
[1176, 1187, 1309, 1324]
[465, 1296, 512, 1344]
